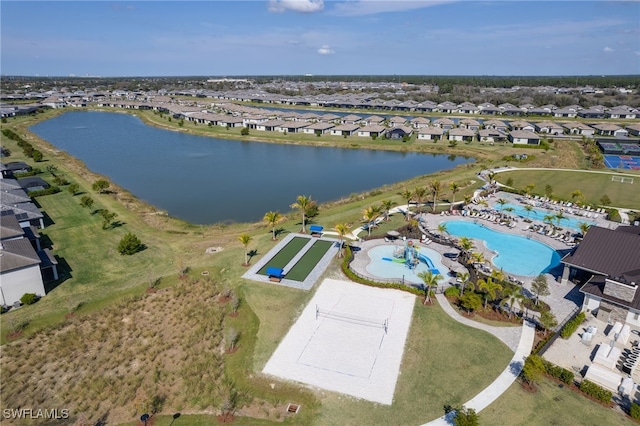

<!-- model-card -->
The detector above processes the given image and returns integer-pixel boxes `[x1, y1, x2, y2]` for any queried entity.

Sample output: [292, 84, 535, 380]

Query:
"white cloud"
[604, 46, 614, 52]
[268, 0, 324, 13]
[331, 0, 456, 17]
[317, 44, 335, 55]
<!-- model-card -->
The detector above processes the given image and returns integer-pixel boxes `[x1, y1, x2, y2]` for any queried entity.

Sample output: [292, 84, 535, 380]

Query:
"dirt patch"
[217, 413, 235, 423]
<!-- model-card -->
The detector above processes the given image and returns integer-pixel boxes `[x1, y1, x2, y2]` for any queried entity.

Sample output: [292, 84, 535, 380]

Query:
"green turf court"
[284, 240, 334, 282]
[257, 237, 309, 275]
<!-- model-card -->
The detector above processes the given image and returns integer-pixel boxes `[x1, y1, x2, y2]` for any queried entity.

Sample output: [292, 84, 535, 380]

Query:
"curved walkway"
[423, 294, 536, 425]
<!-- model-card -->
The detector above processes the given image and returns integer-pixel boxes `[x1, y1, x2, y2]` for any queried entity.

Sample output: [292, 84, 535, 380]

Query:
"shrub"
[560, 311, 586, 339]
[92, 179, 110, 193]
[522, 354, 545, 385]
[20, 293, 38, 305]
[28, 186, 61, 197]
[240, 127, 249, 136]
[544, 361, 574, 384]
[630, 402, 640, 420]
[31, 150, 43, 162]
[444, 286, 460, 298]
[117, 233, 143, 255]
[579, 380, 612, 403]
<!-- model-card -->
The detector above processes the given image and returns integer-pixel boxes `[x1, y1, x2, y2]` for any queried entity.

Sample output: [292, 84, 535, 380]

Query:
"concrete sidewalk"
[423, 295, 536, 425]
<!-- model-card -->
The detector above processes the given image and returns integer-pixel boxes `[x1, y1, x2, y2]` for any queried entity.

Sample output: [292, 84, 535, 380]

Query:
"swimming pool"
[443, 221, 561, 277]
[500, 203, 594, 230]
[365, 244, 450, 285]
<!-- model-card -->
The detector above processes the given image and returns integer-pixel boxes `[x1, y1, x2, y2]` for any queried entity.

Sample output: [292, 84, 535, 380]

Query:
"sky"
[1, 0, 639, 77]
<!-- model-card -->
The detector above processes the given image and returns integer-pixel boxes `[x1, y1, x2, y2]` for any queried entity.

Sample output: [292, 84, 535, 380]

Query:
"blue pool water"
[443, 221, 561, 277]
[366, 245, 449, 285]
[500, 203, 594, 230]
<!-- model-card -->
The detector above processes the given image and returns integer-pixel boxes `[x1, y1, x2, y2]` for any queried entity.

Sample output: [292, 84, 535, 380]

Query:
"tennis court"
[262, 278, 415, 404]
[604, 154, 640, 170]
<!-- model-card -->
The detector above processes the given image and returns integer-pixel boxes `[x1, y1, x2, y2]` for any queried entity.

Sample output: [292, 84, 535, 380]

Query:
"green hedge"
[543, 360, 574, 384]
[444, 286, 460, 298]
[630, 402, 640, 420]
[560, 311, 586, 339]
[28, 186, 60, 197]
[579, 380, 612, 404]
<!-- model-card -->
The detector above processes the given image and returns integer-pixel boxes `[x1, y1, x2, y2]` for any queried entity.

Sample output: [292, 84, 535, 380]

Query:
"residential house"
[483, 119, 508, 132]
[560, 226, 640, 326]
[357, 125, 387, 138]
[301, 122, 335, 135]
[478, 129, 508, 143]
[509, 130, 540, 145]
[509, 120, 535, 132]
[534, 121, 564, 135]
[625, 124, 640, 137]
[448, 127, 475, 142]
[361, 115, 385, 126]
[592, 123, 628, 138]
[417, 127, 444, 141]
[274, 122, 309, 134]
[457, 102, 479, 114]
[562, 122, 595, 137]
[478, 103, 500, 115]
[553, 106, 579, 118]
[458, 119, 481, 131]
[341, 114, 364, 125]
[437, 102, 457, 113]
[578, 106, 606, 119]
[1, 162, 32, 179]
[432, 118, 455, 130]
[607, 107, 637, 120]
[385, 126, 413, 140]
[330, 124, 360, 137]
[255, 119, 285, 132]
[410, 117, 431, 129]
[499, 103, 524, 116]
[388, 116, 408, 127]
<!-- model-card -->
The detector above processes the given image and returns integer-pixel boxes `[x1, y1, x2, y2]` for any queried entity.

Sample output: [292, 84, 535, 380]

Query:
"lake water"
[29, 111, 473, 224]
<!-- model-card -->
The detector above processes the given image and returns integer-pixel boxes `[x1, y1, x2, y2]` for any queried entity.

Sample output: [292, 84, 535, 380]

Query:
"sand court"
[263, 278, 415, 405]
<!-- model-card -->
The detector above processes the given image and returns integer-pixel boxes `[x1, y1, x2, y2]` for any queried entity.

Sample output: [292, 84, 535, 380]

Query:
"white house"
[509, 130, 540, 145]
[0, 239, 46, 307]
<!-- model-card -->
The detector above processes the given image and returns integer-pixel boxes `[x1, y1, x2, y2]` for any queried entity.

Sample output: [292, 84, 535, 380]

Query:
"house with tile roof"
[417, 127, 444, 141]
[509, 130, 540, 145]
[534, 121, 564, 135]
[448, 127, 475, 142]
[561, 226, 640, 326]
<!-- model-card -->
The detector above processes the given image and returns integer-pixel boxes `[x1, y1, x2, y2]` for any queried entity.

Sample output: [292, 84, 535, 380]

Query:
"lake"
[29, 111, 473, 224]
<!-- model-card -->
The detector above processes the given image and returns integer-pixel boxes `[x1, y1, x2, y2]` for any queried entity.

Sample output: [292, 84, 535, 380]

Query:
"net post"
[315, 304, 319, 320]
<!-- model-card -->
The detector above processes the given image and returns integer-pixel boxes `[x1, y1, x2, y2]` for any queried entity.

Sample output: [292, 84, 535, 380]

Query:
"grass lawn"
[480, 377, 635, 425]
[285, 239, 333, 281]
[496, 169, 640, 209]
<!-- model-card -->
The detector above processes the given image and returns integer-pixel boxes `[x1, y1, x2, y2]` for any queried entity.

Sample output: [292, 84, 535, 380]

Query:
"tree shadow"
[247, 249, 258, 263]
[509, 360, 523, 375]
[274, 227, 289, 239]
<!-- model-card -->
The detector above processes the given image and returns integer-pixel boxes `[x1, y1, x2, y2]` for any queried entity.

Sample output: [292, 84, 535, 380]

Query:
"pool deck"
[242, 233, 340, 291]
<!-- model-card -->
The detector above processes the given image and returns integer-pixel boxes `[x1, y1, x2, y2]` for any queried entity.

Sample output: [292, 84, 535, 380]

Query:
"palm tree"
[263, 211, 285, 241]
[449, 182, 460, 211]
[363, 205, 382, 236]
[290, 195, 315, 233]
[380, 199, 398, 222]
[503, 286, 525, 319]
[478, 277, 503, 309]
[470, 251, 485, 265]
[458, 237, 475, 263]
[579, 221, 590, 237]
[429, 179, 442, 212]
[543, 214, 555, 227]
[487, 171, 496, 184]
[238, 233, 252, 266]
[334, 222, 351, 258]
[491, 268, 506, 283]
[437, 223, 448, 238]
[555, 211, 565, 228]
[457, 271, 470, 294]
[418, 270, 443, 304]
[497, 198, 507, 212]
[570, 189, 584, 205]
[413, 187, 428, 211]
[523, 204, 533, 220]
[400, 188, 414, 220]
[463, 194, 472, 207]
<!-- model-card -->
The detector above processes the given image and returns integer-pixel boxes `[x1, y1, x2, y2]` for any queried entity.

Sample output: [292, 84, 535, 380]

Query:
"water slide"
[418, 253, 440, 274]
